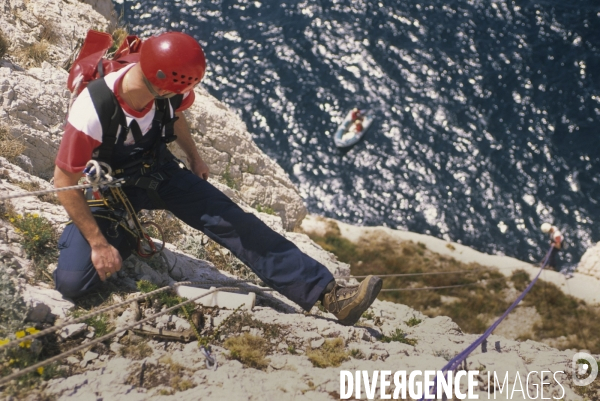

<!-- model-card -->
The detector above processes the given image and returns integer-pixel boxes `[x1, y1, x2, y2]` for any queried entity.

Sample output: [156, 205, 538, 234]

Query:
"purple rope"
[420, 245, 554, 400]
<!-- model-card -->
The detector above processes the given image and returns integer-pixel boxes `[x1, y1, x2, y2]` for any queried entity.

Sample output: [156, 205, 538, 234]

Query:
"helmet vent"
[156, 70, 166, 79]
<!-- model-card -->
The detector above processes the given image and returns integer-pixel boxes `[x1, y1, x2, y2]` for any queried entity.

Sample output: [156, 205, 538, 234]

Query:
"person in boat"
[351, 108, 363, 122]
[354, 120, 364, 133]
[53, 31, 382, 326]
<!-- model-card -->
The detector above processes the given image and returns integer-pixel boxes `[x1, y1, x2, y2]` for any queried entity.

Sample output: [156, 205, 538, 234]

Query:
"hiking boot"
[321, 275, 383, 326]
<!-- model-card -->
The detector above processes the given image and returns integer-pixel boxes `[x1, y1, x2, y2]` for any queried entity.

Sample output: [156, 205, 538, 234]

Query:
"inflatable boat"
[333, 109, 374, 148]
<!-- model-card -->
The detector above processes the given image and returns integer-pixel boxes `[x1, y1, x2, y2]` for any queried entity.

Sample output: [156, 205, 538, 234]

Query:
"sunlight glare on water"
[117, 0, 600, 265]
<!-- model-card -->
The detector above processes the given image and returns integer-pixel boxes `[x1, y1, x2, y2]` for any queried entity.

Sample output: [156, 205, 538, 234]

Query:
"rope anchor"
[200, 346, 217, 371]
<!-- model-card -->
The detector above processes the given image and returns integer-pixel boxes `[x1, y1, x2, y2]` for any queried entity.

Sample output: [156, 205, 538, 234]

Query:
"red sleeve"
[55, 122, 101, 173]
[176, 91, 195, 112]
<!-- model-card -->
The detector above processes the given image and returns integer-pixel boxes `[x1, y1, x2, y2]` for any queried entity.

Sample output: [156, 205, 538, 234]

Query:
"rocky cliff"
[0, 1, 593, 400]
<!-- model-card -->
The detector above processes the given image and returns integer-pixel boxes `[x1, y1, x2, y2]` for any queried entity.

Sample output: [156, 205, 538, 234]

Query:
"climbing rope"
[337, 268, 488, 279]
[0, 282, 275, 386]
[378, 277, 506, 292]
[419, 245, 555, 400]
[0, 279, 265, 352]
[0, 160, 124, 202]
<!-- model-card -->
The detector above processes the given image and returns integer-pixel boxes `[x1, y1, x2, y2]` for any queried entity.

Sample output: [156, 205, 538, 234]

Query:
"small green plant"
[221, 163, 237, 189]
[362, 310, 376, 320]
[224, 333, 270, 370]
[9, 213, 56, 259]
[306, 338, 350, 368]
[69, 309, 111, 337]
[0, 326, 64, 397]
[85, 314, 109, 337]
[434, 349, 456, 361]
[350, 348, 365, 359]
[405, 316, 422, 327]
[255, 204, 275, 215]
[136, 280, 192, 316]
[0, 29, 8, 59]
[445, 243, 456, 251]
[380, 328, 418, 346]
[8, 212, 57, 282]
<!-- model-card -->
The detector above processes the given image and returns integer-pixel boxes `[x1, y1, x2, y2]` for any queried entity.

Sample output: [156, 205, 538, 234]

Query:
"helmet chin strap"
[142, 74, 177, 99]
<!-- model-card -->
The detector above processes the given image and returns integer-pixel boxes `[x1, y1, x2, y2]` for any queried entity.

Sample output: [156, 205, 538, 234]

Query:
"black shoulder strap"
[169, 94, 184, 111]
[87, 78, 128, 165]
[155, 94, 184, 144]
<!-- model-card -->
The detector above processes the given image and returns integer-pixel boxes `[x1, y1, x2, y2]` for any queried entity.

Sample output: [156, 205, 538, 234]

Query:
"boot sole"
[338, 275, 383, 326]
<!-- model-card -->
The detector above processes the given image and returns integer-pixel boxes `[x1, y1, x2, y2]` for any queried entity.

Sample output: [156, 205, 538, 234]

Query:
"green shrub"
[221, 163, 237, 189]
[8, 212, 57, 282]
[136, 280, 195, 319]
[380, 328, 418, 346]
[405, 316, 422, 327]
[255, 204, 275, 215]
[9, 213, 56, 261]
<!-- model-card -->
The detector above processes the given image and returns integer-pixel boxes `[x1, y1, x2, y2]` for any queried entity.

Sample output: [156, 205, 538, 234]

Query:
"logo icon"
[572, 352, 598, 386]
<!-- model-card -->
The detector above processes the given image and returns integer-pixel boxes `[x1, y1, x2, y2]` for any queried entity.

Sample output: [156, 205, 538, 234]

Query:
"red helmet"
[140, 32, 206, 94]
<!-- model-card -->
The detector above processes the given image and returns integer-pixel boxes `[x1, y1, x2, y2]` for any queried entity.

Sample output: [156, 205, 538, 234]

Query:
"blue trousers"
[54, 161, 334, 311]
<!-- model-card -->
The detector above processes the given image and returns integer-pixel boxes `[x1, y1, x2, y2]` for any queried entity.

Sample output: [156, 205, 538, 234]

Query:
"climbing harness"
[66, 160, 167, 259]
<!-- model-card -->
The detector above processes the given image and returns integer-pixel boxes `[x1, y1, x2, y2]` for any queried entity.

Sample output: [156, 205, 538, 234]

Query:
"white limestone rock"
[60, 323, 87, 340]
[22, 284, 73, 318]
[577, 241, 600, 280]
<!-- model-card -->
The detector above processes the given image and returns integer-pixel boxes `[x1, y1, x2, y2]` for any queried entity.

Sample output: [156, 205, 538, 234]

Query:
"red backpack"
[66, 30, 183, 167]
[67, 30, 142, 96]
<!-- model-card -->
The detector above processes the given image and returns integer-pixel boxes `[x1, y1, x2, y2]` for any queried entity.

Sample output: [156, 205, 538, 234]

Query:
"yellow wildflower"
[37, 367, 44, 375]
[0, 338, 9, 347]
[33, 213, 39, 218]
[19, 339, 31, 348]
[9, 359, 15, 365]
[25, 327, 40, 335]
[15, 331, 25, 339]
[9, 218, 14, 223]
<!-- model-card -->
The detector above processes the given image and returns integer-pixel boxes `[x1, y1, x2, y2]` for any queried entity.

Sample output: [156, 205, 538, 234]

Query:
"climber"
[52, 31, 382, 326]
[351, 108, 363, 122]
[541, 223, 564, 272]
